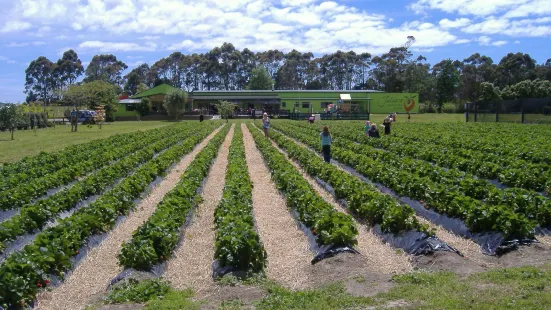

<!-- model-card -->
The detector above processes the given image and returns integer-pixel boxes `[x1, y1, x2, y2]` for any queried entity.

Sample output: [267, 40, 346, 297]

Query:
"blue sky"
[0, 0, 550, 102]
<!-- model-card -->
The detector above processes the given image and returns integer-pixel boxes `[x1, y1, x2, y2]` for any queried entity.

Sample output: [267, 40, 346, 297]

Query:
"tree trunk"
[10, 128, 14, 140]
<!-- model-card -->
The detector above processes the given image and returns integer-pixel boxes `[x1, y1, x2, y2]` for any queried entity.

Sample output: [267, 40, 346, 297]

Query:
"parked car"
[70, 110, 97, 122]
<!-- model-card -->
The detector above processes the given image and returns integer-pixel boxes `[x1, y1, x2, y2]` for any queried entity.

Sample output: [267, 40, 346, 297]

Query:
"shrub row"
[214, 126, 266, 273]
[118, 124, 230, 270]
[0, 124, 200, 253]
[262, 124, 431, 235]
[0, 123, 220, 308]
[272, 122, 535, 240]
[247, 123, 358, 247]
[0, 123, 199, 210]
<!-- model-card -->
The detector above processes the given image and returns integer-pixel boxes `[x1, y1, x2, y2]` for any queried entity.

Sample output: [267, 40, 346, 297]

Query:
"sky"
[0, 0, 550, 102]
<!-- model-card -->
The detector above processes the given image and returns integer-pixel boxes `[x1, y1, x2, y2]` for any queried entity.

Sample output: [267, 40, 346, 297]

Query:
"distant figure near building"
[408, 112, 411, 122]
[199, 113, 204, 122]
[383, 117, 391, 135]
[368, 124, 380, 138]
[364, 121, 371, 136]
[262, 112, 270, 138]
[308, 115, 315, 124]
[320, 126, 333, 163]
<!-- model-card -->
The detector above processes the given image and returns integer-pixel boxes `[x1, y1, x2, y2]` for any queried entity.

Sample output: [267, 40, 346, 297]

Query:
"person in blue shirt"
[320, 126, 332, 163]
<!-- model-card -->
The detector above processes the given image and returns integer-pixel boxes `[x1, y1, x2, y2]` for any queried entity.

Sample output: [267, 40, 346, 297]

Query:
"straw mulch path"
[242, 124, 313, 290]
[261, 128, 411, 275]
[163, 125, 234, 294]
[36, 126, 223, 310]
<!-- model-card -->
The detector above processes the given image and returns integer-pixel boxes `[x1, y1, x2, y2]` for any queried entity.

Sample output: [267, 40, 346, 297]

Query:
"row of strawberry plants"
[255, 123, 432, 236]
[214, 126, 266, 274]
[118, 124, 230, 270]
[390, 122, 551, 166]
[325, 122, 548, 191]
[0, 123, 220, 308]
[287, 121, 551, 228]
[0, 128, 147, 180]
[0, 123, 202, 254]
[247, 124, 358, 247]
[0, 128, 147, 191]
[0, 123, 197, 211]
[272, 122, 535, 240]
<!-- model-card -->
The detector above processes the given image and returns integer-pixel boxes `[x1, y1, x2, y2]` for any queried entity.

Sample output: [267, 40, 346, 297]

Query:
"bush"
[441, 103, 456, 113]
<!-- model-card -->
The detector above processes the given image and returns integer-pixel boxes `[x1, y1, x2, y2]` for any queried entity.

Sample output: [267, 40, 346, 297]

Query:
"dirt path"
[537, 235, 551, 246]
[414, 216, 495, 268]
[242, 124, 313, 290]
[36, 127, 223, 310]
[163, 125, 234, 295]
[260, 127, 411, 275]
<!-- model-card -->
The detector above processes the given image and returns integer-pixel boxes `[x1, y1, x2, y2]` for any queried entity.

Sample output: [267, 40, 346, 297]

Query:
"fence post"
[465, 103, 469, 122]
[496, 101, 499, 122]
[521, 101, 525, 123]
[474, 102, 477, 122]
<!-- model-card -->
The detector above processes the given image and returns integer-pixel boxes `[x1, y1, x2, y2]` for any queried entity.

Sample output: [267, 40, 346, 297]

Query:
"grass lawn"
[0, 121, 171, 163]
[92, 265, 551, 310]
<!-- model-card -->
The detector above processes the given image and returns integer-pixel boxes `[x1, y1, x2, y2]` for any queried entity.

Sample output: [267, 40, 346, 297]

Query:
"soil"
[197, 285, 267, 310]
[412, 251, 487, 276]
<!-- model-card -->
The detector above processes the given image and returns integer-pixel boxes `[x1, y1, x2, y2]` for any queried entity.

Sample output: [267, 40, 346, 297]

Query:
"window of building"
[320, 102, 332, 108]
[295, 102, 300, 108]
[302, 102, 310, 109]
[281, 102, 286, 108]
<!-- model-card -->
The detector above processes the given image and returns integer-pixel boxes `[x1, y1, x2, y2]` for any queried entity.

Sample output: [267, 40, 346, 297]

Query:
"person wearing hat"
[383, 117, 391, 135]
[308, 114, 315, 124]
[368, 124, 380, 138]
[262, 112, 270, 138]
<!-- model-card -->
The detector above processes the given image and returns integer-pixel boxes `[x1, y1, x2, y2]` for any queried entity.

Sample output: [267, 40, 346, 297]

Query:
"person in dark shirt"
[383, 117, 391, 135]
[199, 113, 204, 122]
[368, 124, 380, 138]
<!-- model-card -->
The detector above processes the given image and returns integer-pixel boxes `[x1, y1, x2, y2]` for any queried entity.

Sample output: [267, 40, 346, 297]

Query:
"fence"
[466, 98, 551, 123]
[289, 112, 370, 121]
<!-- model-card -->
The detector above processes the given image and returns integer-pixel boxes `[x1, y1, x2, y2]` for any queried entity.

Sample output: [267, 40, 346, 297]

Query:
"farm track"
[164, 125, 234, 294]
[36, 126, 223, 310]
[242, 124, 313, 290]
[259, 125, 412, 275]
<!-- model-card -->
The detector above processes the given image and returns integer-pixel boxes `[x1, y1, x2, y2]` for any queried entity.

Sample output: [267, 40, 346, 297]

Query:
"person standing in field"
[392, 112, 396, 122]
[364, 121, 371, 135]
[407, 112, 411, 122]
[383, 117, 391, 135]
[262, 112, 270, 138]
[320, 126, 332, 163]
[368, 124, 380, 138]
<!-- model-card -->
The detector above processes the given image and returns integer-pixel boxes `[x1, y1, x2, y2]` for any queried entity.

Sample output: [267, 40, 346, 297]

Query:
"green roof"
[131, 84, 178, 99]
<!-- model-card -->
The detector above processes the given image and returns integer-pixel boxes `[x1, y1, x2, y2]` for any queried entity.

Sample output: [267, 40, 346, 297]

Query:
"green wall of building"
[191, 91, 419, 114]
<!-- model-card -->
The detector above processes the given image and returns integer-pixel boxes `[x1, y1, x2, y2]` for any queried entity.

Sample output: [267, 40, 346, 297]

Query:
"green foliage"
[0, 104, 27, 140]
[163, 89, 188, 120]
[144, 289, 200, 310]
[248, 123, 359, 246]
[215, 100, 235, 122]
[479, 82, 502, 102]
[214, 127, 267, 273]
[434, 59, 460, 110]
[84, 54, 128, 85]
[118, 124, 226, 270]
[247, 66, 273, 90]
[63, 81, 118, 121]
[0, 122, 217, 307]
[135, 98, 152, 118]
[105, 279, 170, 304]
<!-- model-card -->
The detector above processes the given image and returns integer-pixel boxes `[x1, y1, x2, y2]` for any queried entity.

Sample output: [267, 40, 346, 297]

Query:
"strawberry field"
[0, 120, 550, 309]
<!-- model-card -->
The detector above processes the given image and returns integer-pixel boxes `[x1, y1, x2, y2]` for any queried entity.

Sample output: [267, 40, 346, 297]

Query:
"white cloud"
[6, 41, 46, 47]
[79, 41, 158, 52]
[0, 20, 31, 32]
[477, 36, 492, 45]
[514, 40, 521, 44]
[439, 18, 470, 28]
[139, 36, 160, 40]
[127, 60, 145, 67]
[491, 40, 508, 46]
[463, 17, 510, 34]
[502, 0, 551, 18]
[454, 39, 471, 44]
[0, 56, 17, 64]
[410, 0, 531, 16]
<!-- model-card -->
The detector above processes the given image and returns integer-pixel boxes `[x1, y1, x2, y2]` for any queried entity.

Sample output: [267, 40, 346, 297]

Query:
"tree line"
[24, 42, 551, 111]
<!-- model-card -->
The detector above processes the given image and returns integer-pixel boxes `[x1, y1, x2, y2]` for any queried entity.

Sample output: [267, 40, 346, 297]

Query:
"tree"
[0, 104, 26, 140]
[56, 49, 84, 91]
[478, 82, 502, 102]
[247, 66, 273, 90]
[163, 90, 188, 120]
[135, 98, 151, 120]
[84, 54, 128, 85]
[25, 56, 55, 111]
[433, 59, 460, 112]
[215, 100, 234, 122]
[64, 81, 118, 124]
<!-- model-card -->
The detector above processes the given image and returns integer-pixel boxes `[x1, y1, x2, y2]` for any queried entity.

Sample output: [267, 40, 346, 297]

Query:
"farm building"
[190, 90, 419, 114]
[127, 84, 419, 115]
